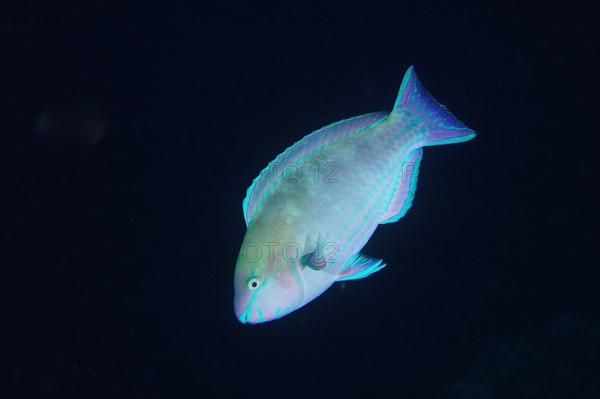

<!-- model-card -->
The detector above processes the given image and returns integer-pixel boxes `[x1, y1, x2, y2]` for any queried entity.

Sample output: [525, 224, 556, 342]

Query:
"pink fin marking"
[379, 148, 422, 224]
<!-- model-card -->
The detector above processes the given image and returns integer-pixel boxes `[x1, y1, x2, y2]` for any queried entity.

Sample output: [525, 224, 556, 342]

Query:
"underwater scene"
[6, 1, 597, 398]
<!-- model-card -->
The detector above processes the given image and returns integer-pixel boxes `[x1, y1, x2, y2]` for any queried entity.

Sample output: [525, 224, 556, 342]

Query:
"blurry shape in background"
[35, 103, 108, 151]
[437, 313, 600, 399]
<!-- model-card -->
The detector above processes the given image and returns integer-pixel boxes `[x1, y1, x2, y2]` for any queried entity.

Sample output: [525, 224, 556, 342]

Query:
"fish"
[234, 66, 476, 324]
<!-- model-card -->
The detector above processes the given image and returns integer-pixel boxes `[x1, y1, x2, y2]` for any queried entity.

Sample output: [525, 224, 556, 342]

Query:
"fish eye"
[247, 278, 260, 291]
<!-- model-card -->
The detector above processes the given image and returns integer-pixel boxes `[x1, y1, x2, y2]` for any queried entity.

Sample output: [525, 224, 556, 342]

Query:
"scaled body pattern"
[234, 66, 476, 324]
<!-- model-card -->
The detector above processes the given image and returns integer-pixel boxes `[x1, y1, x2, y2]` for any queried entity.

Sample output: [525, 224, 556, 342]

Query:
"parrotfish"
[234, 66, 475, 324]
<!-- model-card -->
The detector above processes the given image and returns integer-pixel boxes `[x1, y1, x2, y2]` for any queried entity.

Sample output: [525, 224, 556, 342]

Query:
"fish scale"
[233, 66, 476, 324]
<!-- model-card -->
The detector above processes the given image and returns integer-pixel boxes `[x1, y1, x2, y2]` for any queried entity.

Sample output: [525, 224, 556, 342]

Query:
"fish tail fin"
[392, 66, 476, 146]
[376, 67, 475, 224]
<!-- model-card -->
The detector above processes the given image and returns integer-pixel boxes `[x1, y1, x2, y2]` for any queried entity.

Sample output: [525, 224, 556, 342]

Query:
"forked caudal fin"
[393, 66, 476, 146]
[378, 66, 476, 225]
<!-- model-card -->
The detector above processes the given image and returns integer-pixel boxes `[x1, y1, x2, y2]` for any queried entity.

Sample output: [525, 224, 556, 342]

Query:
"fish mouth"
[235, 291, 259, 324]
[236, 305, 250, 324]
[234, 261, 306, 324]
[236, 306, 263, 324]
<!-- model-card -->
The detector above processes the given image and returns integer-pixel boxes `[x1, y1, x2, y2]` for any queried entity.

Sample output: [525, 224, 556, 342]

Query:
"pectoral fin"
[301, 250, 328, 270]
[301, 232, 332, 271]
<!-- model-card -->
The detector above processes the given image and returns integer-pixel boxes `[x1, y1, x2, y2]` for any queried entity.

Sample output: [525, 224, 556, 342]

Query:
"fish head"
[234, 238, 305, 324]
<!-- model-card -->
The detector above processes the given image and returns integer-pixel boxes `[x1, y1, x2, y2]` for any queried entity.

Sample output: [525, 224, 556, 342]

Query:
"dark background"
[6, 1, 598, 398]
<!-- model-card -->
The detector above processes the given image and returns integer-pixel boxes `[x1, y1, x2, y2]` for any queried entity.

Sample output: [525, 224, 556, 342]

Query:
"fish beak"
[237, 308, 257, 324]
[234, 299, 249, 323]
[235, 300, 266, 324]
[236, 306, 250, 324]
[235, 294, 259, 324]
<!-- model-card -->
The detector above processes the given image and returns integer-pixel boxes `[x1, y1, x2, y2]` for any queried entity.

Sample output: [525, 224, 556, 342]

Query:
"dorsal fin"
[243, 111, 388, 225]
